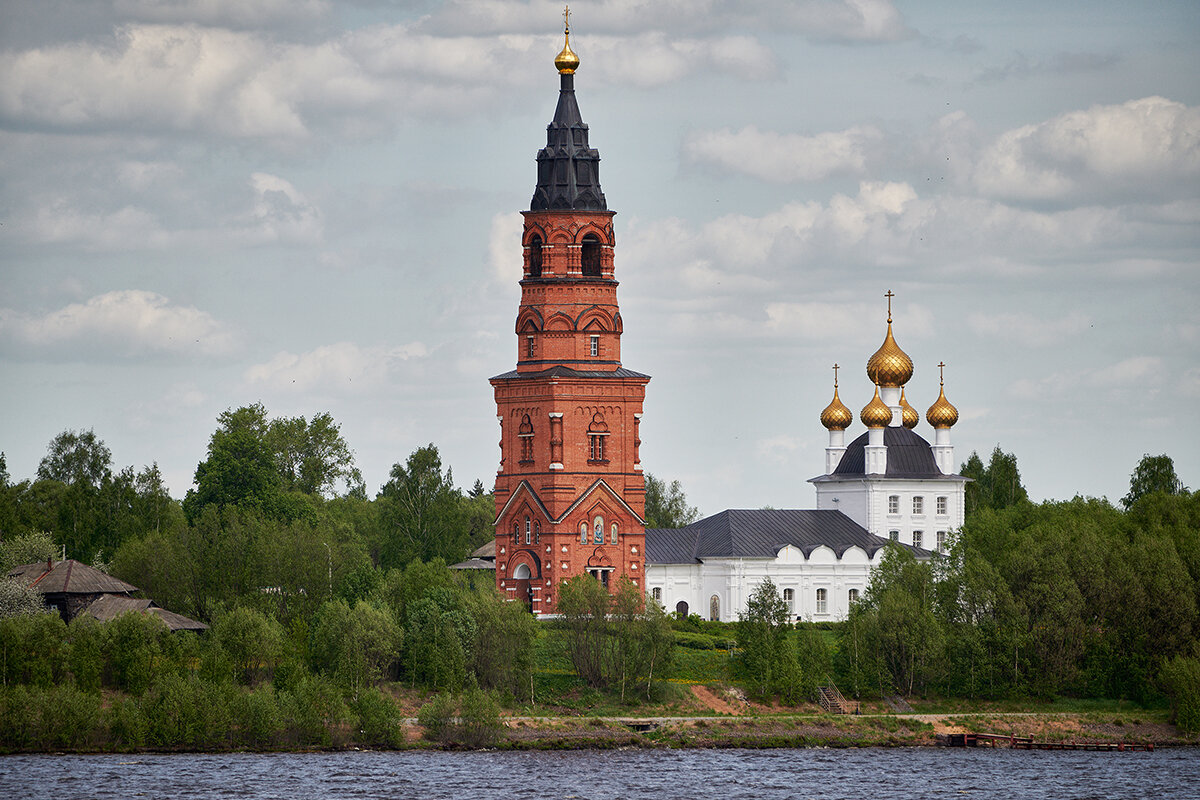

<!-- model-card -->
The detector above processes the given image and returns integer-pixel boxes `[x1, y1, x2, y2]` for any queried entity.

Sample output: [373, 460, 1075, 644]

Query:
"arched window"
[651, 587, 662, 603]
[535, 520, 541, 544]
[593, 516, 604, 545]
[525, 517, 531, 545]
[936, 530, 947, 552]
[783, 588, 794, 615]
[610, 522, 618, 544]
[580, 521, 588, 544]
[709, 594, 720, 622]
[888, 530, 899, 541]
[512, 523, 519, 544]
[581, 234, 601, 276]
[588, 412, 609, 463]
[528, 235, 543, 277]
[848, 588, 860, 605]
[816, 588, 828, 614]
[912, 530, 923, 549]
[512, 563, 531, 579]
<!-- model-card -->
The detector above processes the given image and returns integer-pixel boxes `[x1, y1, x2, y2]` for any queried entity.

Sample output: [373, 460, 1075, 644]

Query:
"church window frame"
[889, 530, 899, 542]
[912, 530, 923, 549]
[936, 530, 946, 553]
[593, 516, 604, 545]
[526, 335, 535, 359]
[783, 588, 795, 615]
[587, 412, 609, 464]
[580, 521, 588, 545]
[590, 335, 599, 358]
[888, 495, 899, 515]
[610, 522, 618, 544]
[848, 588, 860, 605]
[816, 588, 828, 615]
[525, 517, 532, 545]
[651, 586, 662, 603]
[936, 496, 948, 516]
[710, 594, 720, 621]
[913, 496, 924, 515]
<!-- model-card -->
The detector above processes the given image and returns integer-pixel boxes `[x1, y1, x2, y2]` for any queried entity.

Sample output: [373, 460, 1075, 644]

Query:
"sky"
[1, 0, 1198, 518]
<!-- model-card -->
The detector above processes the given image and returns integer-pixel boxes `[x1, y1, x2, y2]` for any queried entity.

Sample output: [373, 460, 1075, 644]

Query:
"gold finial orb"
[555, 6, 580, 74]
[926, 362, 959, 428]
[821, 364, 853, 431]
[861, 384, 892, 429]
[900, 387, 919, 429]
[866, 289, 913, 387]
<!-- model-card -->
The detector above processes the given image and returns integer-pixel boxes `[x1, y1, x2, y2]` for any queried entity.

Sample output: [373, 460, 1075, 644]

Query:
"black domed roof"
[832, 426, 943, 477]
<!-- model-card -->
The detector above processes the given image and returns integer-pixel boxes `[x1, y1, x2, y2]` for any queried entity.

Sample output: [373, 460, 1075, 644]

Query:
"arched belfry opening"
[529, 234, 543, 277]
[581, 234, 601, 276]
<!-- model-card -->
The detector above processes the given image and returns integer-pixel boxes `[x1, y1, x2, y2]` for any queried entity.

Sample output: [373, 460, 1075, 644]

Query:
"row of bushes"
[0, 676, 406, 752]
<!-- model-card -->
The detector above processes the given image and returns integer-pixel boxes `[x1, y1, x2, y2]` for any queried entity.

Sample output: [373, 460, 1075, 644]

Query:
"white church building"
[643, 296, 966, 622]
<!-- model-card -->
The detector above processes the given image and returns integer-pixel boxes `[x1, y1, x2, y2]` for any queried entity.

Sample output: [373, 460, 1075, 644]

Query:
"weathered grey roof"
[470, 539, 496, 559]
[828, 427, 956, 479]
[646, 509, 910, 565]
[84, 594, 209, 632]
[449, 558, 497, 571]
[491, 365, 650, 381]
[8, 559, 137, 595]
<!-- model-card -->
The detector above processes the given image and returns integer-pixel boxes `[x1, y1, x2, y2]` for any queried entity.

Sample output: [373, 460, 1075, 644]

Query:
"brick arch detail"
[507, 548, 542, 580]
[523, 225, 548, 247]
[573, 221, 614, 246]
[544, 312, 574, 331]
[516, 307, 544, 333]
[574, 305, 612, 330]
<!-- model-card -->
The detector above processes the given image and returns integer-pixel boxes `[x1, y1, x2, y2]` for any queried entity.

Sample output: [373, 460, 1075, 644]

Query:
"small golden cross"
[885, 289, 894, 322]
[938, 361, 946, 385]
[563, 5, 570, 34]
[832, 363, 840, 388]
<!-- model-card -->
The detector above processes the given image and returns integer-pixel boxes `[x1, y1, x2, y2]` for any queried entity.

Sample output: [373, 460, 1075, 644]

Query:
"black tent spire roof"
[530, 66, 607, 211]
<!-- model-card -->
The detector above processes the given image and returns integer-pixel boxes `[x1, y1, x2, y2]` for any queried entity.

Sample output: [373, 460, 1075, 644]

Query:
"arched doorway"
[675, 600, 689, 618]
[512, 562, 533, 612]
[709, 594, 720, 622]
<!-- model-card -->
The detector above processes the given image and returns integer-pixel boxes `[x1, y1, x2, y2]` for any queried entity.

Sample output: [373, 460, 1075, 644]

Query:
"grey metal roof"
[829, 426, 954, 478]
[470, 539, 496, 559]
[646, 509, 906, 565]
[490, 365, 650, 381]
[449, 558, 497, 571]
[8, 559, 137, 595]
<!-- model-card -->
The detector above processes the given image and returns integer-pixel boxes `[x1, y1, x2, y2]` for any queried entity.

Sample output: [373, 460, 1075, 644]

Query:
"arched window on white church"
[816, 588, 828, 615]
[783, 588, 794, 616]
[912, 530, 923, 549]
[848, 588, 859, 605]
[709, 594, 720, 622]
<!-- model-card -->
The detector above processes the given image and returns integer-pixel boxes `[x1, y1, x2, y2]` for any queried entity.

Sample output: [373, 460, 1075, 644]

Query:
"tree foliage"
[377, 445, 468, 567]
[1123, 453, 1188, 510]
[960, 446, 1029, 517]
[736, 578, 795, 699]
[643, 473, 700, 528]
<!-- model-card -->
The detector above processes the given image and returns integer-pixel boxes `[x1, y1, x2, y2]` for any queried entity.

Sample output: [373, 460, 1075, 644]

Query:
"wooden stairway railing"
[818, 684, 859, 714]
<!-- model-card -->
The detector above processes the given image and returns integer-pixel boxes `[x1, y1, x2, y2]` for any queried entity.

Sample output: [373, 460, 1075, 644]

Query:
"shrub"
[417, 691, 457, 743]
[233, 686, 282, 748]
[1161, 655, 1200, 735]
[416, 685, 502, 748]
[352, 687, 403, 748]
[107, 695, 148, 750]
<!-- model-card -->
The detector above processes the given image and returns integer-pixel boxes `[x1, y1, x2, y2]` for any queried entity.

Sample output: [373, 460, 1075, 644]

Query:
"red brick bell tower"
[491, 20, 649, 616]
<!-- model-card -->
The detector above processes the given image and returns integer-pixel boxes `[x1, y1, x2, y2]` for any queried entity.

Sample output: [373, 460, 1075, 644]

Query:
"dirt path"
[690, 684, 742, 715]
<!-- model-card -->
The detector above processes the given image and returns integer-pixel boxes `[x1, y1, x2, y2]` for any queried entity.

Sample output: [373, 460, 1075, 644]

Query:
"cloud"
[244, 341, 428, 392]
[0, 290, 237, 359]
[422, 0, 913, 43]
[246, 172, 323, 244]
[967, 310, 1091, 348]
[973, 97, 1200, 203]
[975, 51, 1120, 84]
[684, 125, 884, 182]
[488, 212, 524, 284]
[112, 0, 331, 29]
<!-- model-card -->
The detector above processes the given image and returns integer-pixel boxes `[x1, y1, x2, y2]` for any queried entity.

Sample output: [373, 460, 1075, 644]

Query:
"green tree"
[0, 577, 47, 618]
[209, 607, 285, 685]
[37, 429, 111, 489]
[0, 530, 57, 573]
[268, 411, 363, 497]
[310, 599, 402, 698]
[960, 446, 1028, 517]
[377, 445, 467, 567]
[643, 473, 700, 528]
[736, 578, 796, 699]
[1123, 454, 1188, 509]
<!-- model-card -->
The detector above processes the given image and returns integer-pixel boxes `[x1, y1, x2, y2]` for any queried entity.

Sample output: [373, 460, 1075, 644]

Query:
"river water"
[1, 747, 1196, 799]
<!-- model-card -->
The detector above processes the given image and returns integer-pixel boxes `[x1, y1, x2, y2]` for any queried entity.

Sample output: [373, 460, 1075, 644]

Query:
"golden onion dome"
[821, 387, 853, 431]
[926, 362, 959, 428]
[555, 9, 580, 74]
[866, 321, 914, 387]
[900, 387, 919, 429]
[860, 384, 892, 429]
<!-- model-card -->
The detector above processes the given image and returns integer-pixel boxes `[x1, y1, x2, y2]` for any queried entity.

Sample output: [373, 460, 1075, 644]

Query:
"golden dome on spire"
[866, 290, 913, 388]
[820, 364, 853, 431]
[555, 6, 580, 74]
[900, 387, 919, 429]
[860, 384, 892, 429]
[926, 362, 959, 429]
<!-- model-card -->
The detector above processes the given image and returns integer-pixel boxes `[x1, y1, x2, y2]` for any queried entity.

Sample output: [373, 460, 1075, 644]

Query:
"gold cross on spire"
[563, 5, 570, 35]
[832, 363, 840, 388]
[938, 361, 946, 385]
[885, 289, 894, 323]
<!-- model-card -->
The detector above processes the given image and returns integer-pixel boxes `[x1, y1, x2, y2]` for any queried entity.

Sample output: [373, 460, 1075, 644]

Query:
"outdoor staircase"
[818, 684, 859, 715]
